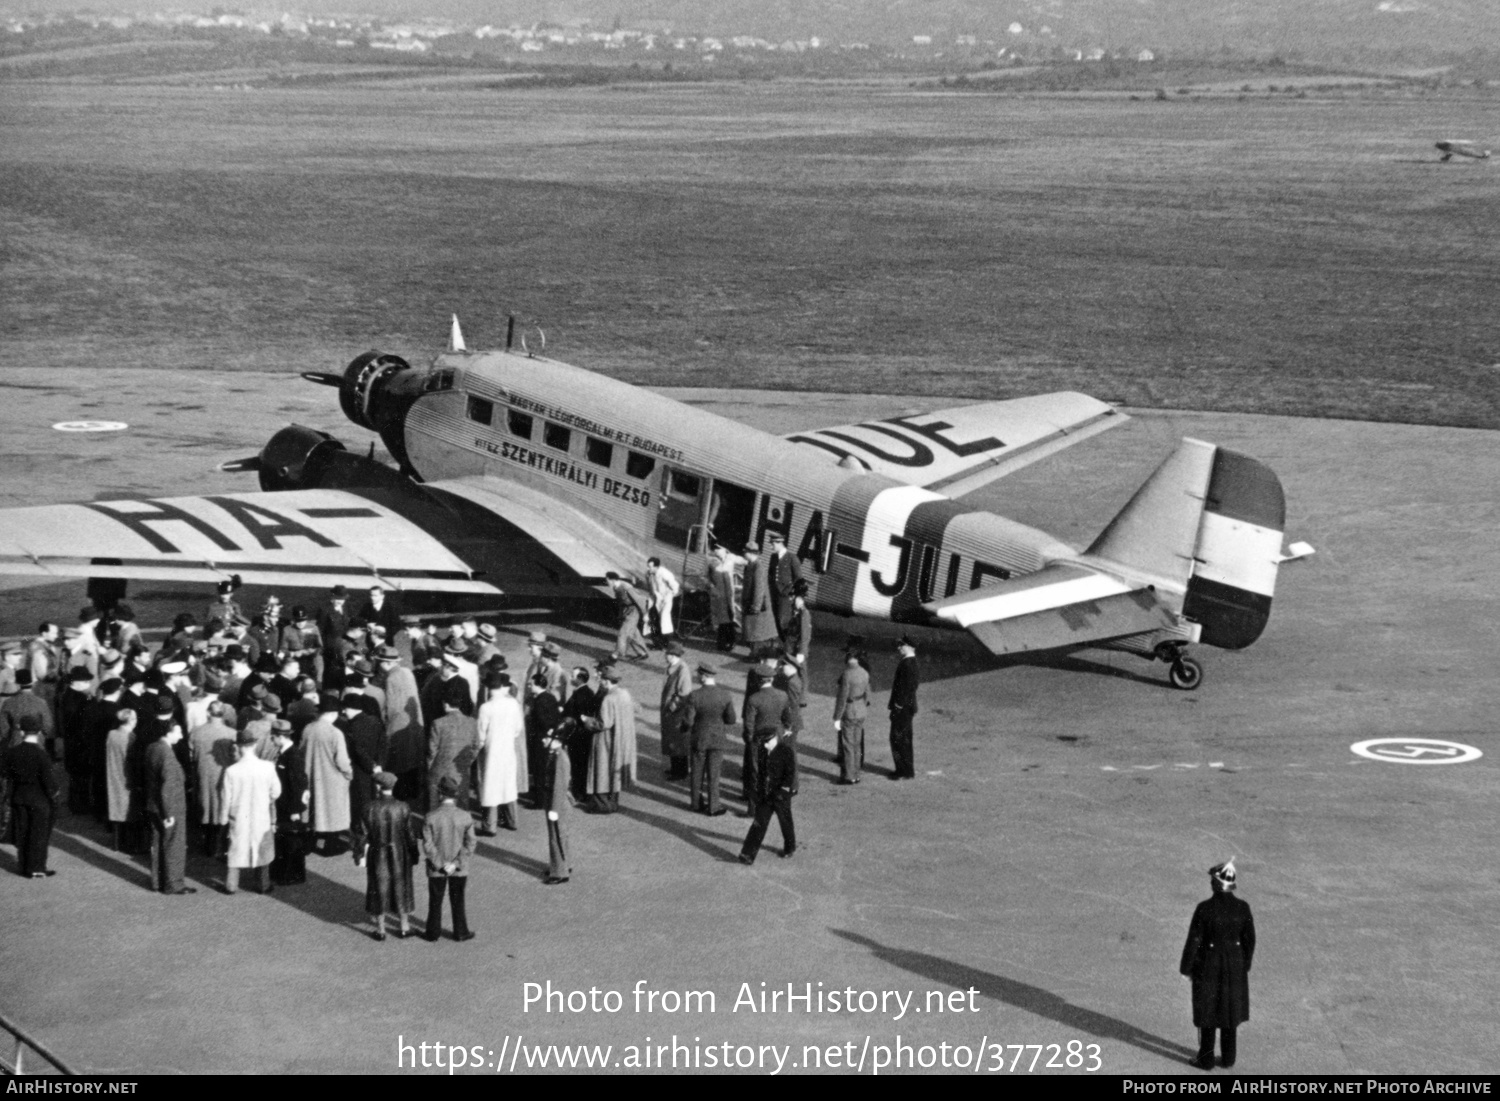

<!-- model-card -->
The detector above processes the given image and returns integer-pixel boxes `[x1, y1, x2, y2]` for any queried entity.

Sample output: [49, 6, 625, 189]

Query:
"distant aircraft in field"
[1435, 140, 1491, 161]
[0, 317, 1295, 690]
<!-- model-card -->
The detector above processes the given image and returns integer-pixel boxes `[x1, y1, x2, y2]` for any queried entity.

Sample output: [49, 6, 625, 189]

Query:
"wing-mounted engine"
[302, 351, 429, 475]
[220, 424, 409, 496]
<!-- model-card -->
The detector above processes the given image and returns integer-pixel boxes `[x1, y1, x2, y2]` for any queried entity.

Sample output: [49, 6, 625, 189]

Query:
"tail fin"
[1087, 439, 1285, 650]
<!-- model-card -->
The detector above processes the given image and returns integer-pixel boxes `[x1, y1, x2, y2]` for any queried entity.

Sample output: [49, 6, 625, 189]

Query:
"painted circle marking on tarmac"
[52, 420, 128, 433]
[1350, 737, 1483, 765]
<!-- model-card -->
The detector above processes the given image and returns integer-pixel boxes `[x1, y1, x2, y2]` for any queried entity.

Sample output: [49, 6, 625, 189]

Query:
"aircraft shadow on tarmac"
[829, 930, 1199, 1066]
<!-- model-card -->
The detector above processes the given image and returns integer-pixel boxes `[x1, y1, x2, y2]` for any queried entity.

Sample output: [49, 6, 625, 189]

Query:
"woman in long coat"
[476, 676, 524, 833]
[363, 771, 416, 940]
[1179, 859, 1256, 1070]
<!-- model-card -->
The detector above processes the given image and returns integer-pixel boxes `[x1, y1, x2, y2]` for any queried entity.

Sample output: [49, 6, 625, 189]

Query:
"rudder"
[1183, 447, 1285, 649]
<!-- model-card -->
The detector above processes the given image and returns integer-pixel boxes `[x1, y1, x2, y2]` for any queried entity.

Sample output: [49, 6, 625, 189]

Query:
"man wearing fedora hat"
[374, 644, 423, 802]
[3, 714, 58, 877]
[301, 693, 353, 854]
[427, 678, 479, 814]
[586, 666, 636, 813]
[1181, 860, 1256, 1070]
[659, 640, 694, 781]
[143, 714, 193, 894]
[476, 671, 523, 833]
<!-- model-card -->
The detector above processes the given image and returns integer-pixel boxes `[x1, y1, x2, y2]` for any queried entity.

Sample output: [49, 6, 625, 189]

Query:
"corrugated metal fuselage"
[401, 350, 1077, 629]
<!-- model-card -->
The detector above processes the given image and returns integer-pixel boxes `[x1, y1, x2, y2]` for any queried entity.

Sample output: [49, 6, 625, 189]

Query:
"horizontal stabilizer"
[926, 562, 1174, 654]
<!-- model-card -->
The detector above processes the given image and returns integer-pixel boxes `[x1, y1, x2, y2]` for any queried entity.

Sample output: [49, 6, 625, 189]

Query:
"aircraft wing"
[924, 563, 1177, 655]
[0, 489, 502, 595]
[784, 392, 1126, 497]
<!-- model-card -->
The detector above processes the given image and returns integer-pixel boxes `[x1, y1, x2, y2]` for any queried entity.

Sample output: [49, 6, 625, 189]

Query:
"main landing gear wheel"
[1168, 656, 1203, 691]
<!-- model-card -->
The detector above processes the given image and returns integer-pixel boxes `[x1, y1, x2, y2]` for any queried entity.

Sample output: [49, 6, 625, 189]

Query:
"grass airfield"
[1, 79, 1498, 1075]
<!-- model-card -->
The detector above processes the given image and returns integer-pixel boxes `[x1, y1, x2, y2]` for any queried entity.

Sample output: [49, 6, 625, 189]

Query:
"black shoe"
[543, 876, 570, 885]
[888, 772, 904, 781]
[780, 848, 795, 859]
[455, 931, 476, 942]
[422, 932, 441, 942]
[168, 886, 198, 895]
[476, 828, 498, 837]
[1192, 1057, 1215, 1071]
[737, 854, 754, 865]
[371, 930, 387, 942]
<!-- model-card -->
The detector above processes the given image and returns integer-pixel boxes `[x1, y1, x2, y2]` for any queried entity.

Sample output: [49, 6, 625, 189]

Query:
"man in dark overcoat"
[681, 663, 737, 816]
[888, 636, 920, 780]
[765, 530, 804, 635]
[3, 716, 58, 877]
[658, 641, 693, 781]
[1180, 859, 1256, 1070]
[561, 667, 600, 800]
[740, 670, 793, 818]
[541, 728, 572, 885]
[737, 728, 796, 864]
[144, 720, 193, 894]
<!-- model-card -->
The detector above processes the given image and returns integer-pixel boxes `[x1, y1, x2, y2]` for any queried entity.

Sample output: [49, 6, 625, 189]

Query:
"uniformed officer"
[737, 727, 796, 864]
[1180, 859, 1256, 1070]
[681, 663, 736, 816]
[888, 635, 920, 780]
[832, 645, 871, 784]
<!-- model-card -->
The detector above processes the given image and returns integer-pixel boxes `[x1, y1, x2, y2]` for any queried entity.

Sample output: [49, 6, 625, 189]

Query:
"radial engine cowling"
[336, 351, 426, 435]
[254, 425, 347, 492]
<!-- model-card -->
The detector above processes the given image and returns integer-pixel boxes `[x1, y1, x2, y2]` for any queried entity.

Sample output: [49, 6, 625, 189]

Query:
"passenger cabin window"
[507, 410, 534, 439]
[543, 421, 571, 452]
[466, 396, 493, 426]
[586, 437, 613, 468]
[626, 451, 656, 480]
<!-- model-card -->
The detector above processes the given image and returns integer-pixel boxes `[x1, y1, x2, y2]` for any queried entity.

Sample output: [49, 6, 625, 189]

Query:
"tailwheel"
[1168, 656, 1203, 691]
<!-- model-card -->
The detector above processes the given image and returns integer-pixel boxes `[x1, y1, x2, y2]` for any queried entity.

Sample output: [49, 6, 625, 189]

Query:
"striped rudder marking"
[1184, 448, 1286, 650]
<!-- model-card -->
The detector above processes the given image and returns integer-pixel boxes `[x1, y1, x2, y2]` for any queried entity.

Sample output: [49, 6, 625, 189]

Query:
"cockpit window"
[466, 396, 493, 425]
[423, 369, 456, 393]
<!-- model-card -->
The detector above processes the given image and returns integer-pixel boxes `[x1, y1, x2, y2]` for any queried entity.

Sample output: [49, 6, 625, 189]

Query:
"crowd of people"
[0, 565, 924, 937]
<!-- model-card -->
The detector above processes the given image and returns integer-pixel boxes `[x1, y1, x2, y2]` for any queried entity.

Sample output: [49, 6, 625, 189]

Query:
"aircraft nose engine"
[302, 351, 422, 435]
[218, 424, 347, 492]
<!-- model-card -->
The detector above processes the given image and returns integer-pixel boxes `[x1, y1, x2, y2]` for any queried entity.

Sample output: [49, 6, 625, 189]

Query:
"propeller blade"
[218, 456, 263, 473]
[300, 371, 349, 388]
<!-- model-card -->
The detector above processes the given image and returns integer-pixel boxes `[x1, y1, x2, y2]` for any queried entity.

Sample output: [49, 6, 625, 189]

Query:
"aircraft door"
[655, 467, 707, 555]
[705, 479, 756, 555]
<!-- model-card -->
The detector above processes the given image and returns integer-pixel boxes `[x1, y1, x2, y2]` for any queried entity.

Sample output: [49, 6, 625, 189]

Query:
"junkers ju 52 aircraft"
[0, 319, 1289, 690]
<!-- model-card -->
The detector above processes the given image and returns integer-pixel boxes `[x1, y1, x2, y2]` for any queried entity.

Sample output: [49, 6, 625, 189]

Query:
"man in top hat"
[3, 715, 59, 877]
[832, 644, 872, 784]
[59, 666, 98, 811]
[644, 556, 680, 648]
[739, 542, 778, 659]
[422, 774, 477, 942]
[301, 693, 353, 853]
[339, 690, 387, 863]
[357, 585, 402, 642]
[222, 722, 281, 894]
[1180, 860, 1256, 1070]
[888, 635, 920, 781]
[681, 663, 737, 816]
[319, 585, 353, 679]
[143, 713, 194, 894]
[605, 574, 651, 663]
[658, 640, 694, 781]
[765, 529, 804, 635]
[741, 659, 794, 818]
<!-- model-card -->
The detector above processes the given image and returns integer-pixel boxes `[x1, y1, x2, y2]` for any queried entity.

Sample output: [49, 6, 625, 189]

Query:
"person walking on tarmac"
[1180, 859, 1256, 1070]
